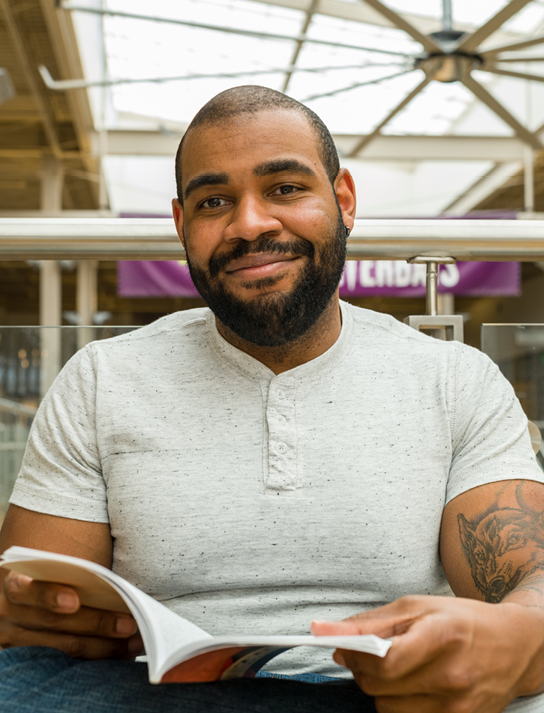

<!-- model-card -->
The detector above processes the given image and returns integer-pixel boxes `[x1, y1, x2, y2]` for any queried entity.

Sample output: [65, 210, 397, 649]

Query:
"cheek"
[283, 200, 337, 237]
[184, 227, 221, 265]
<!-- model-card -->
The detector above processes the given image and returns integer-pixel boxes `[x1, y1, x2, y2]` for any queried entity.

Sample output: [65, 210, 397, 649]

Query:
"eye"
[200, 197, 229, 209]
[507, 533, 523, 548]
[271, 184, 300, 197]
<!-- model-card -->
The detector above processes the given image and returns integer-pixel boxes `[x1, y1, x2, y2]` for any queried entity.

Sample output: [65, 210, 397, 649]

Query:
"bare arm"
[312, 479, 544, 712]
[0, 504, 141, 659]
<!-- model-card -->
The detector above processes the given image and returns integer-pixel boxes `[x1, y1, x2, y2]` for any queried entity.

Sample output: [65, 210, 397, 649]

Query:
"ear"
[334, 168, 356, 233]
[458, 513, 476, 553]
[172, 198, 186, 250]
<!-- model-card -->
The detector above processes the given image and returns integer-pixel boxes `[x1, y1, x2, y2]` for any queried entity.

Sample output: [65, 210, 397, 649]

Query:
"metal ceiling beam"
[0, 149, 80, 160]
[353, 135, 526, 162]
[248, 0, 476, 36]
[95, 129, 528, 162]
[38, 0, 99, 206]
[362, 0, 441, 52]
[347, 74, 431, 158]
[2, 217, 544, 261]
[60, 3, 408, 57]
[0, 0, 62, 159]
[456, 0, 533, 53]
[282, 0, 318, 93]
[442, 162, 522, 216]
[461, 74, 542, 151]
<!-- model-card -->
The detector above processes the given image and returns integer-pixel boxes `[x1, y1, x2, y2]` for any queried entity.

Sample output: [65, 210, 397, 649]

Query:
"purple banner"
[118, 260, 520, 298]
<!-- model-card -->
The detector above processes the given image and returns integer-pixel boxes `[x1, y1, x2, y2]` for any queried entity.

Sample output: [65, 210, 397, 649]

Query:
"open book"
[0, 546, 391, 684]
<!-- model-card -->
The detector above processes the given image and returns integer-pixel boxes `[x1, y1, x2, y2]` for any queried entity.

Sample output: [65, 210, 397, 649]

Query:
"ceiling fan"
[42, 0, 544, 156]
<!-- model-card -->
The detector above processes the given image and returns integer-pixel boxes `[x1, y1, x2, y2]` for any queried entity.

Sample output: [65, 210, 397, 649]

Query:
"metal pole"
[442, 0, 453, 31]
[39, 157, 63, 398]
[524, 74, 535, 213]
[76, 260, 98, 350]
[426, 262, 438, 316]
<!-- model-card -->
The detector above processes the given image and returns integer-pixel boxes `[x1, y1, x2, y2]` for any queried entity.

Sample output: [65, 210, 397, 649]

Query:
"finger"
[312, 597, 439, 638]
[339, 615, 472, 691]
[312, 616, 413, 639]
[2, 627, 144, 660]
[4, 574, 80, 614]
[3, 602, 138, 639]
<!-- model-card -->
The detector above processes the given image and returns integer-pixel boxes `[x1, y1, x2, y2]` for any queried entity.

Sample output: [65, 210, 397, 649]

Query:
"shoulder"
[85, 307, 211, 358]
[341, 301, 498, 383]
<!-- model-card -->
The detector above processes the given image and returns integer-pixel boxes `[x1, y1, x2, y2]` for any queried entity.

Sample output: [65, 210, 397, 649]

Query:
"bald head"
[175, 85, 340, 203]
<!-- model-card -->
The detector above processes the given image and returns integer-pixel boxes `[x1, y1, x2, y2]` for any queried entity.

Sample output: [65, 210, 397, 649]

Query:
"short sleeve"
[446, 344, 544, 504]
[9, 344, 109, 522]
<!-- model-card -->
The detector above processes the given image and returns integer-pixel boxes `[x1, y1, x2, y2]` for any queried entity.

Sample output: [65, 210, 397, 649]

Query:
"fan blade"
[303, 69, 415, 102]
[347, 73, 431, 157]
[362, 0, 441, 52]
[61, 3, 411, 58]
[492, 56, 544, 62]
[483, 66, 544, 83]
[482, 35, 544, 57]
[456, 0, 533, 53]
[461, 74, 542, 150]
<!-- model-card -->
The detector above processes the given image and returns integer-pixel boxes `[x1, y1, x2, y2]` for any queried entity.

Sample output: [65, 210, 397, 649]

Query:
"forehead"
[180, 109, 324, 185]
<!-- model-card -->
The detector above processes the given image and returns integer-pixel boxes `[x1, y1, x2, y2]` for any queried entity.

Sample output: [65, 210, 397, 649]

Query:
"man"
[0, 85, 543, 713]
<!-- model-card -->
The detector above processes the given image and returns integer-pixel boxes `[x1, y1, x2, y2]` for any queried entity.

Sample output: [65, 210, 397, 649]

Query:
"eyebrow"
[253, 159, 316, 178]
[183, 172, 229, 201]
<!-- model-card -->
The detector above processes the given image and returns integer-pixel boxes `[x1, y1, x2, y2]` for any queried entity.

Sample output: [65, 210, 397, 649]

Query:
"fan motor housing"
[415, 53, 483, 83]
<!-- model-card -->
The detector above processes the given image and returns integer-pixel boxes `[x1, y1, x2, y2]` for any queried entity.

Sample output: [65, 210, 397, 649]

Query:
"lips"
[224, 252, 297, 274]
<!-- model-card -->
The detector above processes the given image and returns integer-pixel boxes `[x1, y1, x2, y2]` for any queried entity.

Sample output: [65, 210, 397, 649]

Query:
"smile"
[224, 253, 299, 279]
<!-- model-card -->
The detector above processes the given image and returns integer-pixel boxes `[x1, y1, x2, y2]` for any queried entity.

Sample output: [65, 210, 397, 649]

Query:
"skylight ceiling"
[70, 0, 544, 136]
[66, 0, 544, 215]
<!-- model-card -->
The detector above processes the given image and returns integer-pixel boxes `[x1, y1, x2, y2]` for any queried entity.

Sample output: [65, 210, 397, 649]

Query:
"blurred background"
[3, 0, 544, 510]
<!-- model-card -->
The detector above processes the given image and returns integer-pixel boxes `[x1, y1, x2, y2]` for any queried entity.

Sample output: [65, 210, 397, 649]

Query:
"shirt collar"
[206, 300, 354, 382]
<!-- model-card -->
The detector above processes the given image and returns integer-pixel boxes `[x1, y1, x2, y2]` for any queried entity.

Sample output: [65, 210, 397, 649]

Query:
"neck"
[215, 295, 342, 375]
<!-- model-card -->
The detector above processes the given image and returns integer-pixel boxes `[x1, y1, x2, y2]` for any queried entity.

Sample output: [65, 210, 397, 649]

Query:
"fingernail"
[116, 617, 137, 635]
[56, 591, 78, 610]
[128, 636, 144, 655]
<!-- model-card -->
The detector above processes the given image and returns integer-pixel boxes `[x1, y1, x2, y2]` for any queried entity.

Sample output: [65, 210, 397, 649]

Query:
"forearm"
[500, 575, 544, 697]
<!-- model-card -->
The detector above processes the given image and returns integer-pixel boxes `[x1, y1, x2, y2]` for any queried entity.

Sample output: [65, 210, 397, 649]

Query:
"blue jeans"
[0, 647, 378, 713]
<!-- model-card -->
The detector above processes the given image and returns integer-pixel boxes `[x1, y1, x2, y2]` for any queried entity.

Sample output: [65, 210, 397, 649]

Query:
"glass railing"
[481, 324, 544, 468]
[0, 326, 136, 518]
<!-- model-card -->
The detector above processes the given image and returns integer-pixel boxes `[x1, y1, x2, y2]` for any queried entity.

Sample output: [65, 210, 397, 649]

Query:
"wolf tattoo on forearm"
[458, 482, 544, 603]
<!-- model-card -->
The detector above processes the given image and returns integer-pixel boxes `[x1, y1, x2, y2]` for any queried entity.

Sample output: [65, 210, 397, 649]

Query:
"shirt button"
[276, 415, 286, 423]
[276, 390, 285, 400]
[276, 442, 288, 454]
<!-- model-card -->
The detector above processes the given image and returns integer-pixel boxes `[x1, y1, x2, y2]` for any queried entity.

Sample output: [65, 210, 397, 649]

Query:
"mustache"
[208, 237, 315, 278]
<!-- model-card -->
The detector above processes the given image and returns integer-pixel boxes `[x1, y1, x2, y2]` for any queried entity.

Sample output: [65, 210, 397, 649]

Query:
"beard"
[185, 212, 347, 348]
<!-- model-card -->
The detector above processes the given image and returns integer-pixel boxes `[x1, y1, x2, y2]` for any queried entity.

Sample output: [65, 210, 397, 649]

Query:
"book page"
[159, 634, 392, 683]
[0, 547, 213, 683]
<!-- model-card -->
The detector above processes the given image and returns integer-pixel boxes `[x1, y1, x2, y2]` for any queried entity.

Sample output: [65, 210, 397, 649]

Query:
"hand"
[311, 595, 544, 713]
[0, 571, 143, 659]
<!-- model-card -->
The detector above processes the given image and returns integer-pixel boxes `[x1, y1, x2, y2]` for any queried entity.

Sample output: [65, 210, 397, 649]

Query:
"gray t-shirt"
[10, 303, 544, 707]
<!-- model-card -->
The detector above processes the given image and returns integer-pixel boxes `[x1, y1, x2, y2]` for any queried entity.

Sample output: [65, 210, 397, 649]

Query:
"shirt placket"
[265, 376, 298, 494]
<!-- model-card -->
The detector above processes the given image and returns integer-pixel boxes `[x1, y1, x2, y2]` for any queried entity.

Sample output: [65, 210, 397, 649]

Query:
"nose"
[223, 195, 282, 243]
